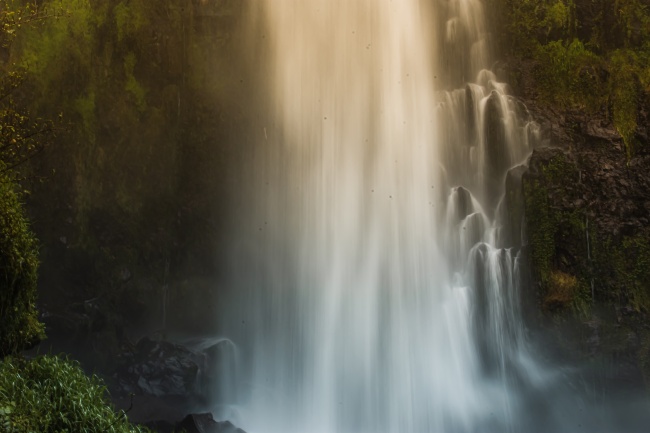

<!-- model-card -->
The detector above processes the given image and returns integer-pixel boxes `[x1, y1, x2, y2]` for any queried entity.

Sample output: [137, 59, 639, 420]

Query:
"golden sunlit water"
[215, 2, 552, 432]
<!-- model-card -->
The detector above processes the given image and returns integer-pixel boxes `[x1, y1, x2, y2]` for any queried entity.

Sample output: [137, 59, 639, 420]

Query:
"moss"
[609, 49, 642, 158]
[535, 39, 605, 110]
[123, 52, 146, 112]
[74, 90, 96, 137]
[523, 152, 593, 316]
[542, 270, 591, 316]
[545, 0, 574, 37]
[114, 0, 148, 43]
[599, 234, 650, 312]
[524, 152, 575, 282]
[616, 0, 650, 48]
[498, 0, 574, 55]
[544, 270, 578, 308]
[523, 176, 554, 284]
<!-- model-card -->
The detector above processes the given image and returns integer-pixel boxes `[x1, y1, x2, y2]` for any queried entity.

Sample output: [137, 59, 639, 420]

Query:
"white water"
[217, 1, 548, 432]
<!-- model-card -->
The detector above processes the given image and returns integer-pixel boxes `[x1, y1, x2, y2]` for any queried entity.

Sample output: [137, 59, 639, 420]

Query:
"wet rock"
[504, 164, 527, 247]
[200, 339, 238, 403]
[484, 91, 509, 179]
[177, 413, 246, 433]
[113, 395, 185, 432]
[451, 186, 474, 221]
[465, 84, 476, 143]
[114, 337, 200, 398]
[520, 91, 650, 390]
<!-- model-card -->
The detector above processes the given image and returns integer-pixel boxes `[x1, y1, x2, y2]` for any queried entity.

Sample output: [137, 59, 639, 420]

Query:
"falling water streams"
[212, 1, 638, 432]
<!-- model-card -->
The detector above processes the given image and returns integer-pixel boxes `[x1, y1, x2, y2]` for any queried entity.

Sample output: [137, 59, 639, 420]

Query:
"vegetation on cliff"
[0, 174, 43, 355]
[0, 0, 56, 357]
[497, 0, 649, 158]
[521, 151, 592, 315]
[1, 4, 154, 432]
[499, 1, 650, 386]
[522, 143, 650, 384]
[2, 0, 247, 340]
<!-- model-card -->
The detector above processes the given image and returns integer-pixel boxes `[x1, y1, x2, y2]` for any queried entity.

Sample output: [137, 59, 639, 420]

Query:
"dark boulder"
[177, 413, 246, 433]
[114, 337, 200, 398]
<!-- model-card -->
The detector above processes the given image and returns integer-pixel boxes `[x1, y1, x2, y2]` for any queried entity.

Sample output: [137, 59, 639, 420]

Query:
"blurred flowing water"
[211, 1, 632, 432]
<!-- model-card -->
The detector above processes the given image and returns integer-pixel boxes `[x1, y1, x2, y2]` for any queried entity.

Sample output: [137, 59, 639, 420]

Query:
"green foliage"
[15, 0, 99, 100]
[609, 49, 643, 158]
[114, 0, 148, 42]
[500, 0, 575, 54]
[0, 0, 59, 48]
[536, 39, 605, 110]
[546, 0, 572, 32]
[0, 174, 43, 356]
[500, 0, 650, 157]
[606, 235, 650, 311]
[0, 355, 150, 433]
[0, 70, 60, 174]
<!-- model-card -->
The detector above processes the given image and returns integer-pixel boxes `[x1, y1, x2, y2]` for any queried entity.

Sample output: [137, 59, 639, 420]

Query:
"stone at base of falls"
[178, 413, 247, 433]
[114, 337, 200, 398]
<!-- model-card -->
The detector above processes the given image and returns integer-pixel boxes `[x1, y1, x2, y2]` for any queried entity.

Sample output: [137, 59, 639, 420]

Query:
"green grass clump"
[0, 355, 149, 433]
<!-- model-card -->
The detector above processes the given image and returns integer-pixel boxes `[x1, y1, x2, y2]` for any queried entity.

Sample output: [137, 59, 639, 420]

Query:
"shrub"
[0, 355, 149, 433]
[0, 174, 44, 356]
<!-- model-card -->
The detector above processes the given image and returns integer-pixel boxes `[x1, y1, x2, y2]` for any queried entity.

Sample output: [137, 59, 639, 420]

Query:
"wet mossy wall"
[494, 0, 650, 387]
[522, 142, 650, 386]
[522, 149, 592, 314]
[2, 0, 254, 341]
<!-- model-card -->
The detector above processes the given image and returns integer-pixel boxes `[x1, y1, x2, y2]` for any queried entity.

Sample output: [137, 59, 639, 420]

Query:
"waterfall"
[216, 1, 549, 432]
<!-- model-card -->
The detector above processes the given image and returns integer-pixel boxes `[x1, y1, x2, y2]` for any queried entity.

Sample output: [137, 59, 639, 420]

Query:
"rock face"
[520, 96, 650, 389]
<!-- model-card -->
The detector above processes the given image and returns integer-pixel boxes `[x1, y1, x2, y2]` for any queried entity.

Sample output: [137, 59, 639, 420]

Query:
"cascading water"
[215, 1, 597, 432]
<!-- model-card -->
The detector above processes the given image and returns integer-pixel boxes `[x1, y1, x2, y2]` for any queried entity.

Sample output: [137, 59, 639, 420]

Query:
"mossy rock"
[522, 146, 591, 315]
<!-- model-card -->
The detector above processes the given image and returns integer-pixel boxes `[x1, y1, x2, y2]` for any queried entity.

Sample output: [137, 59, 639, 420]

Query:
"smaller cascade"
[448, 186, 475, 221]
[439, 70, 538, 214]
[466, 243, 527, 381]
[494, 164, 529, 249]
[446, 18, 459, 44]
[445, 187, 490, 271]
